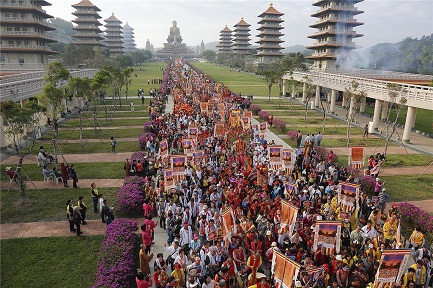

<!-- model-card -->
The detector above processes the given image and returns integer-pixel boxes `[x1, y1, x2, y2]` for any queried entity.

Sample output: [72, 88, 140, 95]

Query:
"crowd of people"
[131, 60, 432, 288]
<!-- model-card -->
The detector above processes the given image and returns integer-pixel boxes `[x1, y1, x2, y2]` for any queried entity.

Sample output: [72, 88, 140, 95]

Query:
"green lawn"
[270, 126, 363, 136]
[34, 140, 140, 154]
[0, 187, 118, 223]
[41, 127, 142, 140]
[382, 174, 433, 202]
[362, 105, 432, 134]
[191, 62, 281, 97]
[60, 118, 147, 128]
[336, 154, 433, 169]
[1, 236, 102, 287]
[0, 162, 124, 182]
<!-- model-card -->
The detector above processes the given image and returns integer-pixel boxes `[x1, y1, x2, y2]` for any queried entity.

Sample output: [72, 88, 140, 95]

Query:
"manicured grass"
[34, 141, 140, 154]
[270, 126, 363, 136]
[0, 187, 118, 224]
[362, 105, 433, 134]
[41, 127, 142, 140]
[381, 174, 433, 202]
[0, 162, 124, 182]
[264, 110, 322, 117]
[60, 118, 147, 128]
[191, 62, 281, 97]
[382, 154, 433, 167]
[1, 236, 102, 287]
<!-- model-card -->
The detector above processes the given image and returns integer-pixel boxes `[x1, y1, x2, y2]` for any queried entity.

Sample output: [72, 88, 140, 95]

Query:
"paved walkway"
[1, 178, 124, 190]
[1, 152, 131, 165]
[61, 125, 143, 131]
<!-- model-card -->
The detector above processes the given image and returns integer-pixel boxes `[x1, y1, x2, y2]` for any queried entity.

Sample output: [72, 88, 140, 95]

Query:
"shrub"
[138, 132, 156, 150]
[123, 176, 146, 186]
[258, 110, 269, 121]
[273, 119, 286, 132]
[93, 219, 138, 288]
[397, 202, 433, 235]
[116, 183, 145, 217]
[287, 130, 298, 141]
[130, 151, 146, 164]
[360, 175, 376, 196]
[250, 104, 261, 113]
[315, 146, 338, 164]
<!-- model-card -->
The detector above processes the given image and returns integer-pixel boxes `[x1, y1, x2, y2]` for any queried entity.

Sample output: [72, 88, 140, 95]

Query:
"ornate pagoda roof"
[72, 0, 101, 11]
[105, 13, 121, 23]
[258, 3, 284, 17]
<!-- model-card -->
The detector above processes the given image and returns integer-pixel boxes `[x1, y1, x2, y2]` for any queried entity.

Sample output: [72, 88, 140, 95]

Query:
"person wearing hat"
[187, 256, 204, 278]
[294, 280, 302, 288]
[171, 262, 185, 286]
[189, 234, 202, 255]
[179, 221, 193, 247]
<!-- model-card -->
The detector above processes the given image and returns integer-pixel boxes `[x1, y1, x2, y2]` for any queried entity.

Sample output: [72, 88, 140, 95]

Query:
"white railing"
[284, 71, 433, 109]
[0, 44, 55, 51]
[314, 17, 359, 25]
[314, 5, 359, 14]
[0, 2, 47, 13]
[309, 41, 355, 46]
[0, 63, 46, 72]
[0, 69, 98, 100]
[321, 68, 433, 80]
[1, 17, 55, 29]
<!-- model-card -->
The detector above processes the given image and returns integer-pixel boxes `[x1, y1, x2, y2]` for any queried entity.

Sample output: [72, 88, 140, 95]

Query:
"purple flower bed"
[130, 151, 146, 164]
[360, 175, 376, 195]
[273, 119, 286, 132]
[287, 130, 298, 141]
[397, 202, 433, 234]
[138, 132, 156, 150]
[250, 104, 261, 113]
[116, 183, 145, 217]
[93, 219, 138, 288]
[258, 110, 269, 121]
[123, 176, 146, 186]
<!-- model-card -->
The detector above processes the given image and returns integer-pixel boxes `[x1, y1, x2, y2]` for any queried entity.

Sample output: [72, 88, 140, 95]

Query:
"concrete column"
[372, 99, 383, 131]
[330, 89, 337, 113]
[315, 85, 321, 107]
[282, 79, 286, 96]
[291, 84, 296, 98]
[412, 109, 417, 128]
[72, 97, 79, 107]
[302, 83, 307, 103]
[342, 96, 347, 107]
[348, 96, 356, 121]
[0, 114, 7, 148]
[359, 96, 366, 113]
[327, 90, 331, 103]
[381, 102, 389, 120]
[403, 106, 416, 143]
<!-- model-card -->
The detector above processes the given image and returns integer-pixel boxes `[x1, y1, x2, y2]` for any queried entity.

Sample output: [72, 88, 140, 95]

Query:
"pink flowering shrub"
[250, 104, 261, 114]
[273, 119, 286, 132]
[315, 146, 338, 164]
[93, 219, 138, 288]
[287, 130, 298, 141]
[130, 151, 146, 164]
[123, 176, 146, 186]
[397, 202, 433, 235]
[360, 175, 376, 196]
[116, 183, 145, 217]
[258, 110, 270, 121]
[138, 132, 156, 150]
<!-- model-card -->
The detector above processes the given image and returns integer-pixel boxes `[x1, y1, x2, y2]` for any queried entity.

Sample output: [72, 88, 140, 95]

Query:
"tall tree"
[0, 101, 46, 201]
[38, 62, 70, 136]
[201, 50, 216, 63]
[122, 67, 134, 101]
[302, 76, 316, 121]
[343, 80, 367, 146]
[383, 83, 407, 154]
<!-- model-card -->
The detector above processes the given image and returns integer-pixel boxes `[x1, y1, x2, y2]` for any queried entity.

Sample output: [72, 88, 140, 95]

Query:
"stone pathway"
[61, 125, 143, 131]
[1, 152, 132, 165]
[1, 178, 124, 190]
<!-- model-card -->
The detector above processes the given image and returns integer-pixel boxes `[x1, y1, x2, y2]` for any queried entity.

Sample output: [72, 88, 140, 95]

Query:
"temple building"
[217, 26, 233, 53]
[232, 18, 251, 54]
[0, 0, 57, 69]
[306, 0, 364, 69]
[72, 0, 103, 47]
[122, 22, 136, 53]
[200, 40, 205, 54]
[154, 20, 196, 59]
[103, 13, 123, 56]
[256, 3, 285, 63]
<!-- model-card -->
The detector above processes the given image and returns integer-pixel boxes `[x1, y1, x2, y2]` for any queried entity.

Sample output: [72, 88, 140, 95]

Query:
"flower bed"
[258, 110, 269, 121]
[93, 219, 138, 288]
[397, 202, 433, 235]
[287, 130, 298, 141]
[250, 104, 261, 115]
[138, 132, 156, 150]
[123, 175, 146, 186]
[273, 119, 286, 132]
[130, 151, 146, 164]
[116, 183, 145, 217]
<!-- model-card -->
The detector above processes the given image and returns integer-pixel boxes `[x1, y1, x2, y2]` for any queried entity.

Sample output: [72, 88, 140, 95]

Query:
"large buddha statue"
[167, 20, 183, 44]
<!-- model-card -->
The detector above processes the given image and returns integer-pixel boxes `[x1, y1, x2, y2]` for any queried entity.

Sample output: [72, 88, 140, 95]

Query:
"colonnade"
[282, 79, 419, 143]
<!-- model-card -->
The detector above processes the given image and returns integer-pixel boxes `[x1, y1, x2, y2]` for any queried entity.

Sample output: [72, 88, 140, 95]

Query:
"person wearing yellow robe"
[408, 227, 424, 251]
[382, 213, 398, 247]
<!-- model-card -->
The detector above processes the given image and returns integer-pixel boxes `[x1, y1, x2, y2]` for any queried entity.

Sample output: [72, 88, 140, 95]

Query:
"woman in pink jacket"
[141, 223, 152, 253]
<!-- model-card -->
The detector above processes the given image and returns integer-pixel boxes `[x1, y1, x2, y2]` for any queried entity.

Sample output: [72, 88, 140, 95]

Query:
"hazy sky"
[46, 0, 433, 50]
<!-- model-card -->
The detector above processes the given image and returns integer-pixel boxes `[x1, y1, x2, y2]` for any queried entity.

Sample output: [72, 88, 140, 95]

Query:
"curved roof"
[235, 18, 250, 27]
[221, 25, 232, 32]
[258, 3, 284, 17]
[72, 0, 101, 11]
[105, 13, 122, 23]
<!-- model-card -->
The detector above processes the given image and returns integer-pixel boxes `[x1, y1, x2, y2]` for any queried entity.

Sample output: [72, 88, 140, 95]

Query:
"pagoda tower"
[306, 0, 364, 70]
[104, 13, 123, 56]
[72, 0, 103, 46]
[216, 26, 233, 53]
[0, 0, 57, 69]
[232, 18, 251, 54]
[256, 3, 285, 63]
[122, 22, 136, 53]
